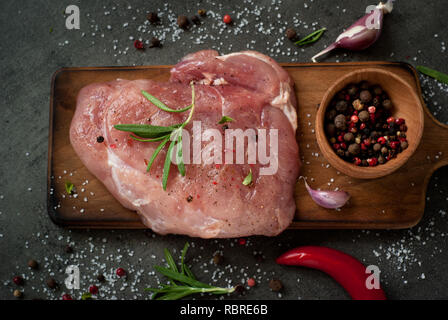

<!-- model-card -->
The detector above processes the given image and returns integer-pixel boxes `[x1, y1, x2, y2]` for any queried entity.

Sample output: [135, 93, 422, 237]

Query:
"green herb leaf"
[242, 169, 253, 186]
[130, 134, 170, 142]
[145, 243, 234, 300]
[65, 181, 74, 195]
[416, 66, 448, 85]
[115, 83, 196, 191]
[142, 90, 192, 113]
[146, 137, 170, 173]
[81, 292, 92, 300]
[114, 123, 181, 139]
[176, 131, 186, 176]
[218, 116, 234, 124]
[295, 27, 326, 46]
[162, 138, 177, 190]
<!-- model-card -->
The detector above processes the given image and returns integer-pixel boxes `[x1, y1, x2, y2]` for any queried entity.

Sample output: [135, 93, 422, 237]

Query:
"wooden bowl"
[315, 68, 424, 179]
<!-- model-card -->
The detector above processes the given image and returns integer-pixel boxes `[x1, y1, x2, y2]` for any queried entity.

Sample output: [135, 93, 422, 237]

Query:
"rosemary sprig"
[114, 82, 196, 190]
[145, 243, 235, 300]
[295, 27, 326, 46]
[417, 66, 448, 85]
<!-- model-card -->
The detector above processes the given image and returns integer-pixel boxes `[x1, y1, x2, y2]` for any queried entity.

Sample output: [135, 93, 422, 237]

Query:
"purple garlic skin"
[303, 179, 350, 209]
[312, 1, 393, 62]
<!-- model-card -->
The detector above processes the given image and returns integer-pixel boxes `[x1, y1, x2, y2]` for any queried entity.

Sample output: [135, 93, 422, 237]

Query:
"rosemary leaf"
[114, 123, 181, 138]
[162, 138, 177, 190]
[176, 132, 186, 176]
[417, 66, 448, 85]
[154, 265, 212, 288]
[146, 137, 170, 172]
[164, 248, 179, 273]
[142, 90, 192, 113]
[130, 134, 170, 142]
[295, 27, 326, 46]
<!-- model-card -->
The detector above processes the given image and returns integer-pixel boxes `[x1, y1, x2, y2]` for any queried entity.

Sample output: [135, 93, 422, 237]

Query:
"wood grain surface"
[47, 61, 448, 229]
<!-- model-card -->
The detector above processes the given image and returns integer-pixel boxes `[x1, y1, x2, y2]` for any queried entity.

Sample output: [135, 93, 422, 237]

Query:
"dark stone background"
[0, 0, 447, 300]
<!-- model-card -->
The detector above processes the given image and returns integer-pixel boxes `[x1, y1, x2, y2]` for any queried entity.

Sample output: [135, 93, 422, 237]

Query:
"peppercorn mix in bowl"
[316, 68, 424, 179]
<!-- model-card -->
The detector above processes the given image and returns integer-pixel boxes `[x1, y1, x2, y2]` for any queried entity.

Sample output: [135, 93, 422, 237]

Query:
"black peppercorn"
[326, 108, 337, 121]
[149, 37, 161, 48]
[96, 136, 104, 143]
[269, 279, 283, 292]
[147, 12, 160, 24]
[65, 245, 73, 253]
[373, 85, 383, 95]
[381, 147, 388, 155]
[373, 143, 382, 152]
[191, 15, 200, 25]
[97, 274, 105, 282]
[335, 100, 348, 112]
[28, 259, 38, 269]
[285, 28, 297, 40]
[358, 110, 370, 122]
[177, 15, 189, 29]
[337, 149, 345, 157]
[334, 114, 346, 130]
[382, 99, 392, 110]
[213, 253, 223, 265]
[186, 195, 193, 202]
[344, 132, 354, 142]
[348, 143, 360, 155]
[401, 141, 408, 150]
[235, 284, 245, 294]
[347, 84, 358, 96]
[359, 90, 372, 103]
[47, 278, 57, 289]
[326, 123, 336, 136]
[198, 9, 206, 17]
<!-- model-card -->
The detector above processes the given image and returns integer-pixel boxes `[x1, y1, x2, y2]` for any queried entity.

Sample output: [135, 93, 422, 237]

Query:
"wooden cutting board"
[47, 61, 448, 229]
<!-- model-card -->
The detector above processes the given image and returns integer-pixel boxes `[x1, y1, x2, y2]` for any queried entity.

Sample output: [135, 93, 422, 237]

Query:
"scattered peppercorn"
[285, 28, 297, 40]
[247, 278, 256, 287]
[234, 284, 245, 294]
[96, 136, 104, 143]
[223, 14, 232, 24]
[116, 267, 126, 277]
[324, 82, 408, 167]
[13, 289, 22, 298]
[133, 39, 144, 50]
[213, 253, 224, 265]
[191, 15, 200, 25]
[62, 293, 73, 300]
[47, 278, 57, 289]
[97, 274, 105, 282]
[198, 9, 206, 17]
[13, 276, 24, 286]
[89, 285, 99, 295]
[238, 238, 247, 245]
[269, 279, 283, 292]
[186, 195, 193, 203]
[177, 15, 189, 29]
[28, 259, 38, 269]
[147, 12, 160, 24]
[149, 37, 161, 48]
[254, 253, 265, 262]
[65, 245, 73, 253]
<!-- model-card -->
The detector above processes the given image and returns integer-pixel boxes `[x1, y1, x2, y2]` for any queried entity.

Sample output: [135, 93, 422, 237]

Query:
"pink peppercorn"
[340, 142, 347, 150]
[360, 123, 366, 130]
[367, 158, 378, 166]
[350, 115, 359, 123]
[62, 294, 73, 300]
[390, 141, 400, 149]
[353, 157, 362, 166]
[377, 137, 386, 145]
[395, 118, 405, 125]
[134, 40, 144, 50]
[368, 106, 376, 114]
[386, 116, 395, 124]
[247, 278, 256, 287]
[223, 14, 232, 24]
[13, 276, 24, 286]
[333, 143, 340, 150]
[238, 238, 247, 245]
[116, 268, 126, 277]
[89, 285, 99, 295]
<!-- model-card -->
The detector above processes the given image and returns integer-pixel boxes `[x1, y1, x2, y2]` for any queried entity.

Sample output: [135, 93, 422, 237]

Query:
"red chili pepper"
[276, 246, 386, 300]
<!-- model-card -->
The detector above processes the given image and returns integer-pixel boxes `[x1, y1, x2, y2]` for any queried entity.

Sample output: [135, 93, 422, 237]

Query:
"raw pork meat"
[70, 50, 300, 238]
